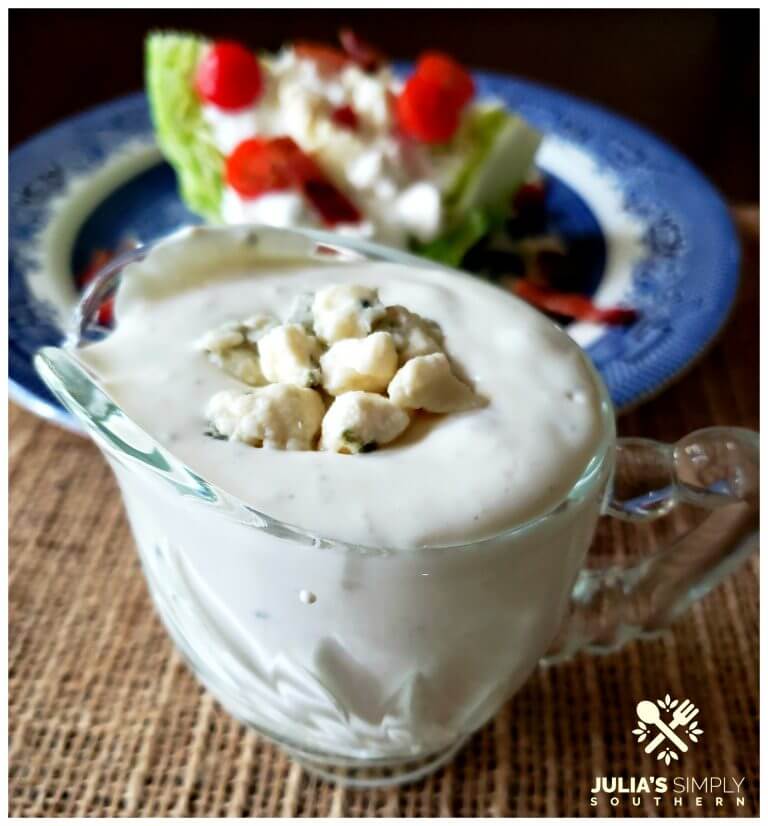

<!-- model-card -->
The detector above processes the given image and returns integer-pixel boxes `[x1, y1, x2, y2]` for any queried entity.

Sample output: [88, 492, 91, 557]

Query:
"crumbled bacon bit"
[511, 279, 638, 326]
[338, 28, 386, 72]
[293, 40, 350, 74]
[302, 177, 362, 226]
[331, 104, 360, 130]
[512, 180, 547, 213]
[77, 249, 117, 326]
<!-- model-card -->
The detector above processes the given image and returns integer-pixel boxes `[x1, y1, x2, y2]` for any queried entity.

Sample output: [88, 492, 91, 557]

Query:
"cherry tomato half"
[195, 40, 263, 110]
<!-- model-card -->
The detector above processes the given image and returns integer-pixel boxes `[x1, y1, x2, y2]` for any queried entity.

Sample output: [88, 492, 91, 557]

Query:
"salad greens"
[421, 106, 540, 266]
[445, 106, 542, 217]
[415, 206, 506, 267]
[146, 33, 224, 221]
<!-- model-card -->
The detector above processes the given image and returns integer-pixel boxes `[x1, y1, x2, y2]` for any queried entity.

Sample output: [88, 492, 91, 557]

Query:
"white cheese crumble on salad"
[199, 283, 483, 453]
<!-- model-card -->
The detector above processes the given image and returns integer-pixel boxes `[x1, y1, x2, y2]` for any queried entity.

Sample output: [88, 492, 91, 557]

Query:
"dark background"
[10, 8, 758, 202]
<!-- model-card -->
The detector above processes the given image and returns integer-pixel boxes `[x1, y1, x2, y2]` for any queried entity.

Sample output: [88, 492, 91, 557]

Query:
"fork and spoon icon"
[636, 699, 700, 753]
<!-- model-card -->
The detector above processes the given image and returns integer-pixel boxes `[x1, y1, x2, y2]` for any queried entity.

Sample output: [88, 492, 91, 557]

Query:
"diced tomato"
[396, 75, 461, 144]
[512, 279, 638, 326]
[293, 40, 350, 74]
[415, 51, 475, 109]
[338, 28, 386, 72]
[331, 104, 359, 130]
[195, 41, 263, 110]
[225, 138, 295, 198]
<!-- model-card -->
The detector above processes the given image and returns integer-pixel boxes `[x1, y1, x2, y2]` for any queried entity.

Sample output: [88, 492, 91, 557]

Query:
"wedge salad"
[146, 29, 544, 266]
[141, 30, 636, 326]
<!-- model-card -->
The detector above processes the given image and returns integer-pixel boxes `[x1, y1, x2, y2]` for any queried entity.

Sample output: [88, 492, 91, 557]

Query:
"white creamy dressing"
[205, 48, 463, 246]
[71, 227, 612, 757]
[78, 228, 603, 549]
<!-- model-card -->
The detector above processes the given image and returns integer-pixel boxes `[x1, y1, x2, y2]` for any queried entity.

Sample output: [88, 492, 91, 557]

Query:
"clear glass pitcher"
[34, 225, 759, 787]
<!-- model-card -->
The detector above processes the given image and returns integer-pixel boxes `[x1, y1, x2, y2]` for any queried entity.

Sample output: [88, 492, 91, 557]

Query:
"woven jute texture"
[9, 209, 759, 817]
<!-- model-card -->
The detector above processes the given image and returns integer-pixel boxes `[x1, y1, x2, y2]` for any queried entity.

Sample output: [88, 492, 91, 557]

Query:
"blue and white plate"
[9, 73, 739, 430]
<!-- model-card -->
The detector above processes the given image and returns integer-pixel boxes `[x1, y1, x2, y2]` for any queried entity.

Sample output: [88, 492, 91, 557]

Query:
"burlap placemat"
[9, 210, 759, 817]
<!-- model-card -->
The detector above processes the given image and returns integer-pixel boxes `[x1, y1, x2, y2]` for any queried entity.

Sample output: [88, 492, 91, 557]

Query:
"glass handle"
[544, 427, 759, 663]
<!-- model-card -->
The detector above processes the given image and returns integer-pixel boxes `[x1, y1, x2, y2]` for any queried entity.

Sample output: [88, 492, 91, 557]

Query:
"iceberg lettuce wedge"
[146, 32, 224, 222]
